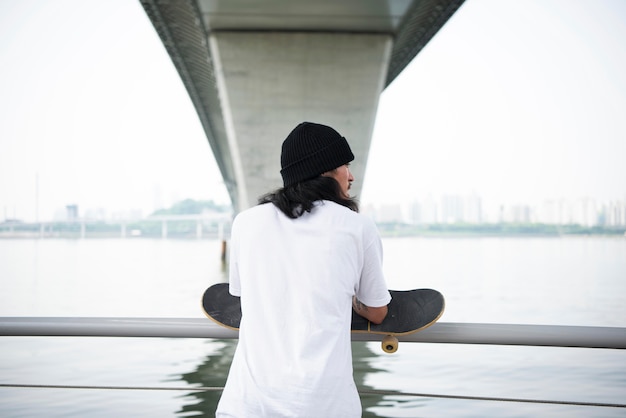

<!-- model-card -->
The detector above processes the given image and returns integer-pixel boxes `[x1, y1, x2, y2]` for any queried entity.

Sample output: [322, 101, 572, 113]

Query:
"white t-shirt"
[216, 201, 391, 418]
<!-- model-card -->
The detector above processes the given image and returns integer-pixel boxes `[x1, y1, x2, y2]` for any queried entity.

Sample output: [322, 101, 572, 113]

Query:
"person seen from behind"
[216, 121, 391, 417]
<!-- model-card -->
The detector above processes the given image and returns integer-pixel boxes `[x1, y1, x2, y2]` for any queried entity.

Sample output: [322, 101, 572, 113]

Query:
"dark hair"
[258, 175, 359, 219]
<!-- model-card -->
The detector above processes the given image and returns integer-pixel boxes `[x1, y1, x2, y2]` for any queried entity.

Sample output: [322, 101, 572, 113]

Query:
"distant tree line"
[151, 199, 231, 216]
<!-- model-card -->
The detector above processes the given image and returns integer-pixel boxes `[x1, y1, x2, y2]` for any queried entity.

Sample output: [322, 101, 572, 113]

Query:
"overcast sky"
[1, 0, 625, 221]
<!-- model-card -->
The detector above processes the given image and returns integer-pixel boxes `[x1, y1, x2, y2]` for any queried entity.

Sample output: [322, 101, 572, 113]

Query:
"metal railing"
[1, 318, 625, 410]
[1, 318, 625, 349]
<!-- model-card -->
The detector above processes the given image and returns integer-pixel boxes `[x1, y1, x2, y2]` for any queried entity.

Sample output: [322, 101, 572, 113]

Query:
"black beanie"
[280, 122, 355, 187]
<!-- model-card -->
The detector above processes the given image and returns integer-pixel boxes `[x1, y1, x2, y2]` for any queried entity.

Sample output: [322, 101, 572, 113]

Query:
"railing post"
[196, 221, 202, 239]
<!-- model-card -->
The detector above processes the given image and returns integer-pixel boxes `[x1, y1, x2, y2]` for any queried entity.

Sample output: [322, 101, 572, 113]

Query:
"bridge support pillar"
[210, 32, 392, 211]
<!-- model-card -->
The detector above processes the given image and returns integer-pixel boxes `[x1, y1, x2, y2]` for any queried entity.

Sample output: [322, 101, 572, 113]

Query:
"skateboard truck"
[381, 335, 399, 353]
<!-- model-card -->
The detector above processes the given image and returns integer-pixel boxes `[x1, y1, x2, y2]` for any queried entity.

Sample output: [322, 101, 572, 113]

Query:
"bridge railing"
[0, 214, 232, 239]
[1, 317, 624, 349]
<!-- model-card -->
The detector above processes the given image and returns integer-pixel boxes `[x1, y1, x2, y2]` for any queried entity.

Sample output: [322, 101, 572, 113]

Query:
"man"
[216, 122, 391, 417]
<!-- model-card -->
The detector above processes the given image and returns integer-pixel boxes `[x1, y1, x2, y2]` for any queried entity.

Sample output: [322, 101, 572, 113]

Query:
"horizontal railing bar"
[0, 317, 625, 349]
[391, 322, 626, 350]
[0, 317, 237, 339]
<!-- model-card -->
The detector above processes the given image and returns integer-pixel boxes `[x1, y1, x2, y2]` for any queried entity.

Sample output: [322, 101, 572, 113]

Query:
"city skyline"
[1, 1, 625, 222]
[365, 192, 626, 227]
[5, 191, 625, 228]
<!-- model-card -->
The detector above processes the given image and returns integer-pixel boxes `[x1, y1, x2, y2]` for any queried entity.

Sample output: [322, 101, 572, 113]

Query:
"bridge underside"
[140, 0, 465, 211]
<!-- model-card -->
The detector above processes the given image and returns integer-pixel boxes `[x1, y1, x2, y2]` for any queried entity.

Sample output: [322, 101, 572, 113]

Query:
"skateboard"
[202, 283, 445, 353]
[350, 288, 445, 352]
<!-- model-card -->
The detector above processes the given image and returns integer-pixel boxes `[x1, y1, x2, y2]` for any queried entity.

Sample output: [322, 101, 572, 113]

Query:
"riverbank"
[2, 222, 624, 239]
[377, 222, 626, 237]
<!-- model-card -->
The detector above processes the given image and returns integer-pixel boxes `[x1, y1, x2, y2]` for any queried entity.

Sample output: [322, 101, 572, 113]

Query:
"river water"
[1, 236, 625, 417]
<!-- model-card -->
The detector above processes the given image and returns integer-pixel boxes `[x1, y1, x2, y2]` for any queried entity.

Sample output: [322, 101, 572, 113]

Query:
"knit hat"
[280, 122, 355, 187]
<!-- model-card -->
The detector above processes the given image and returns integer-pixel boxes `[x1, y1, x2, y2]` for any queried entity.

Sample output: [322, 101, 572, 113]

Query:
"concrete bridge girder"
[210, 32, 392, 209]
[139, 0, 466, 213]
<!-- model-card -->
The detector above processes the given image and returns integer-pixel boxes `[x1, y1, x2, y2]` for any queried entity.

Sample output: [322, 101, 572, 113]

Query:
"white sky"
[1, 0, 625, 221]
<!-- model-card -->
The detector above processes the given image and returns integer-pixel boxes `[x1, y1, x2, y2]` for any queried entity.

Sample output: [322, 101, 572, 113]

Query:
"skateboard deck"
[202, 283, 445, 353]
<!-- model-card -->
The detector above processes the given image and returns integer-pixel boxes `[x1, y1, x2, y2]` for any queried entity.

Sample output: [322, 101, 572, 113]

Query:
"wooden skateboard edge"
[200, 294, 240, 332]
[201, 308, 240, 332]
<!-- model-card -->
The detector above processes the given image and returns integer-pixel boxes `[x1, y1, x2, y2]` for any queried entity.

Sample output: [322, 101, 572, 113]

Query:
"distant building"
[408, 195, 439, 224]
[601, 199, 626, 226]
[377, 203, 404, 223]
[571, 198, 597, 227]
[464, 193, 483, 224]
[505, 204, 533, 223]
[66, 204, 79, 220]
[440, 194, 463, 224]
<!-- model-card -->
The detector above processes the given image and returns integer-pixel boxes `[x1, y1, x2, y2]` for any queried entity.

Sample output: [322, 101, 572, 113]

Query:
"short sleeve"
[355, 222, 391, 307]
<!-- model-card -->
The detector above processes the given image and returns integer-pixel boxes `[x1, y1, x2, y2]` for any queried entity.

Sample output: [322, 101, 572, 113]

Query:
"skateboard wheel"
[381, 335, 398, 353]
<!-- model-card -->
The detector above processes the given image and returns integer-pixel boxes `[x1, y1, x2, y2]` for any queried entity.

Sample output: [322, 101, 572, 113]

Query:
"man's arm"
[353, 296, 388, 325]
